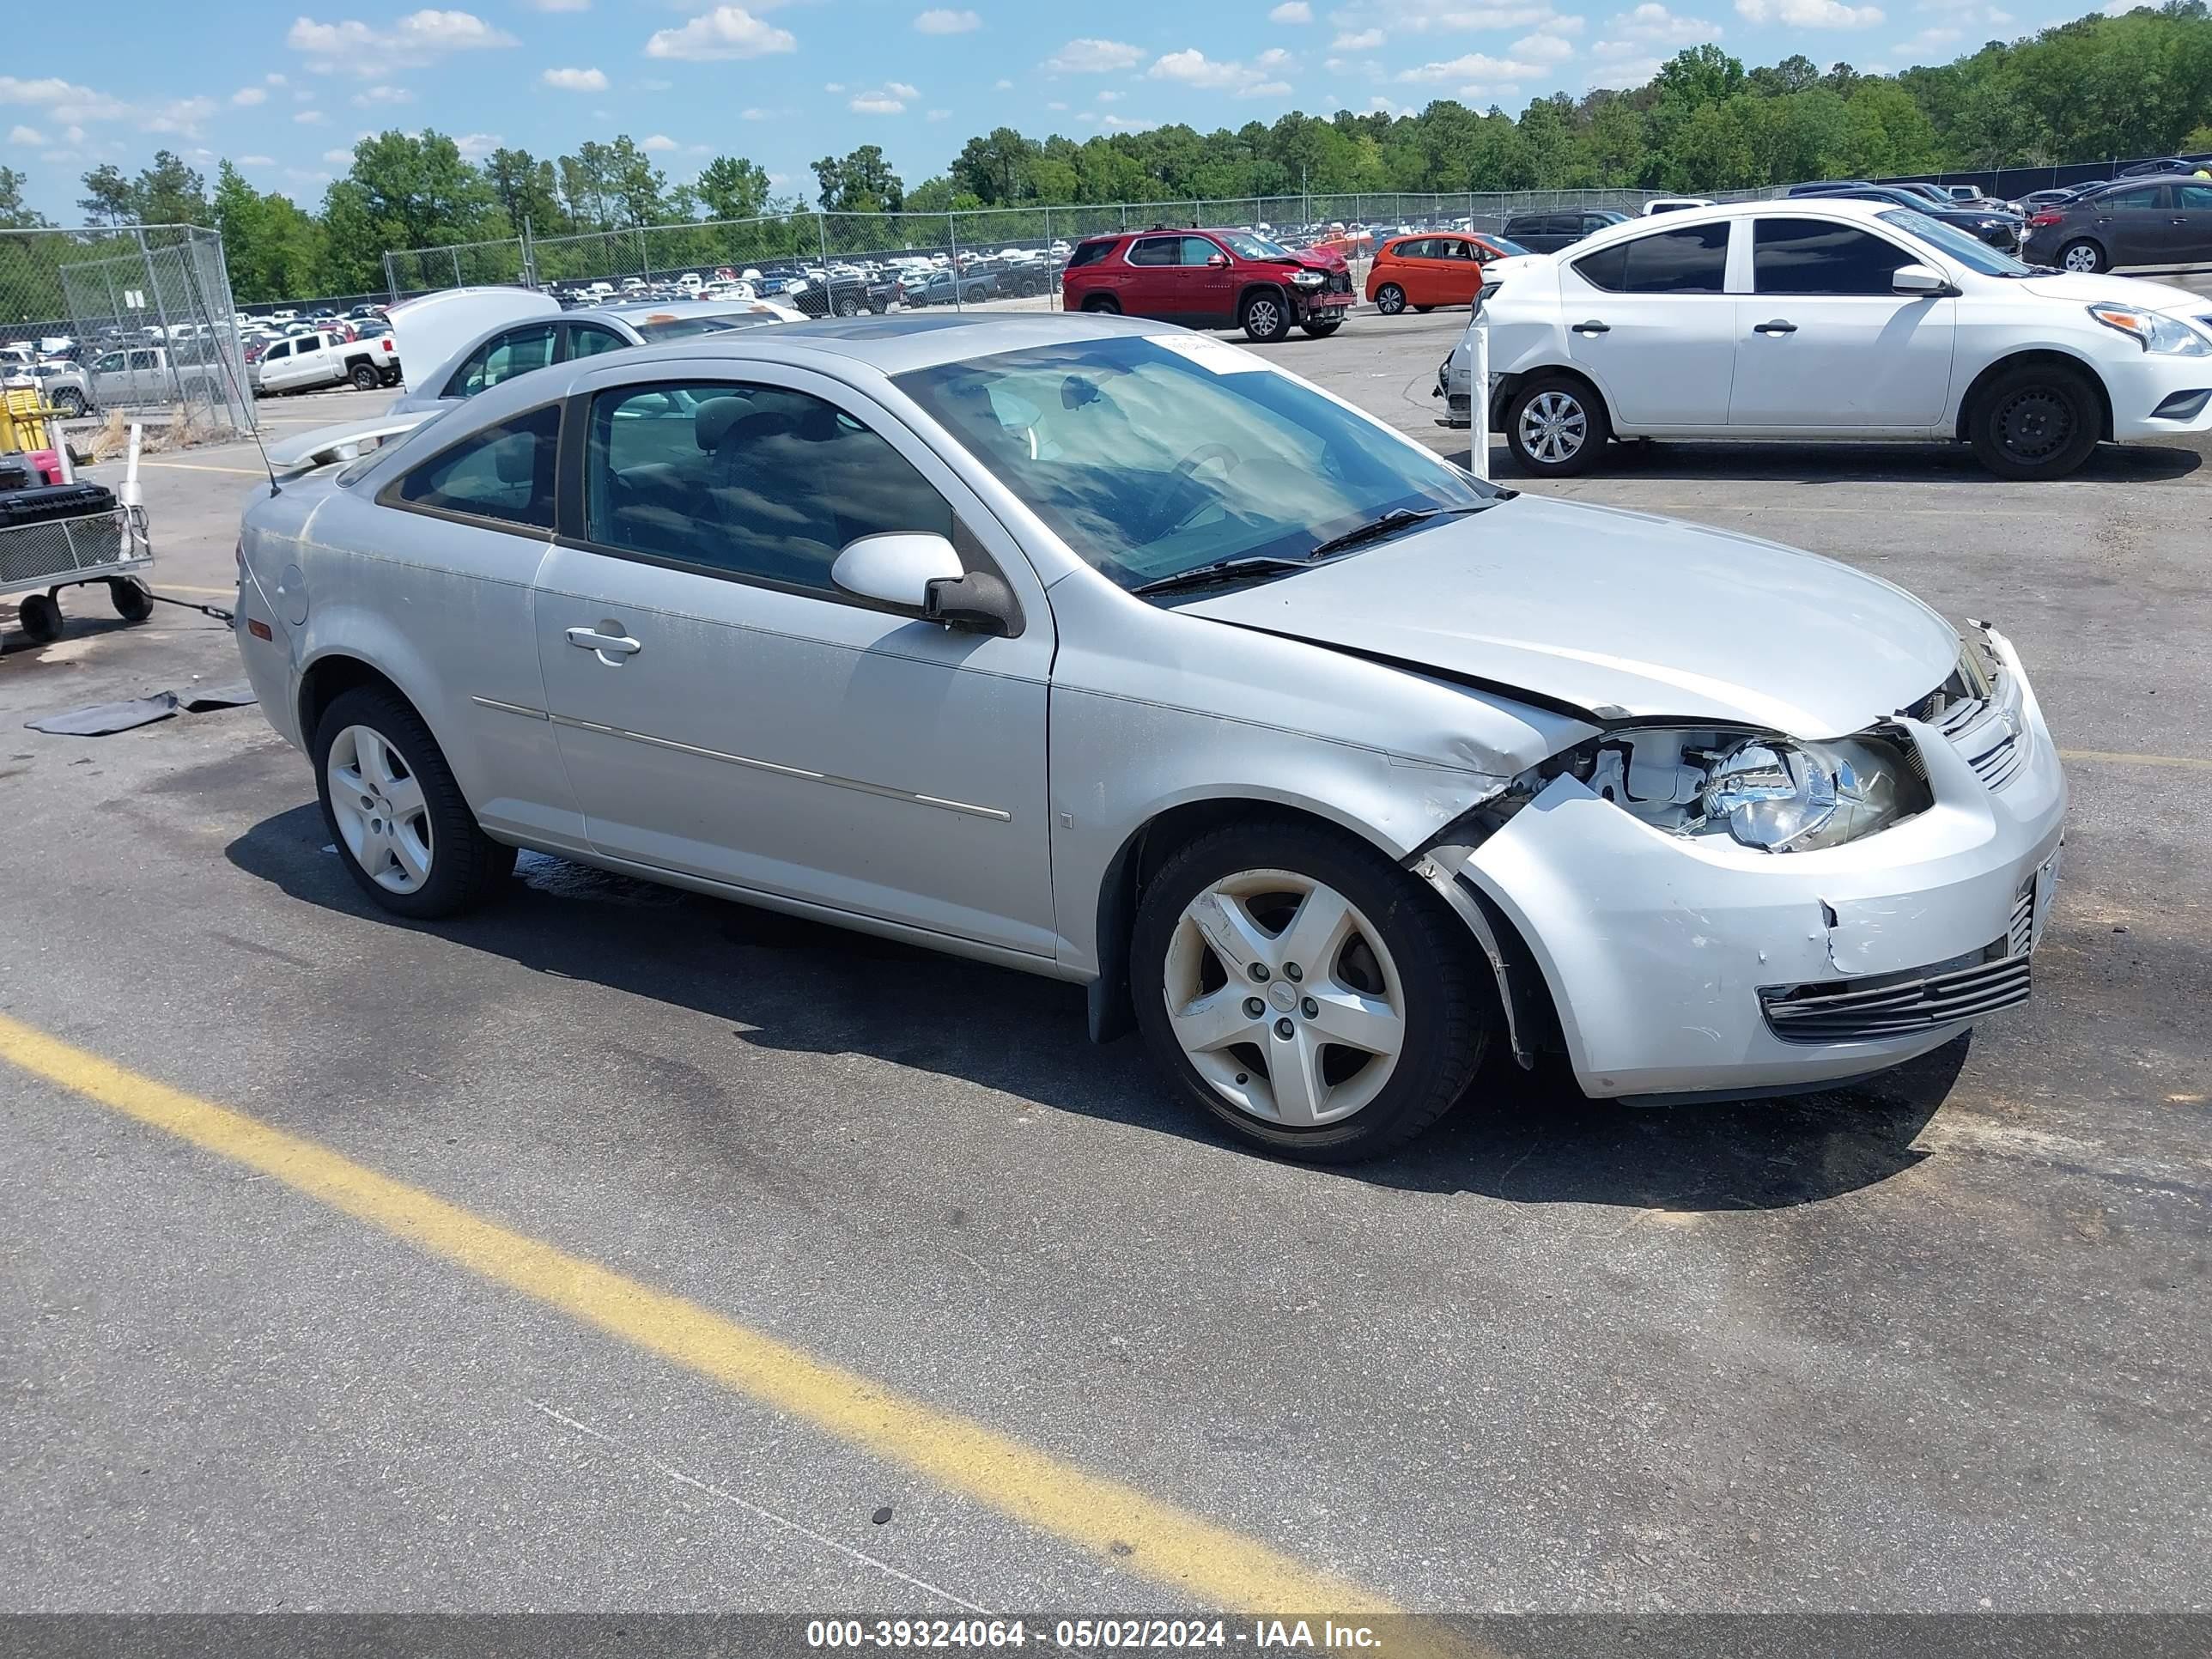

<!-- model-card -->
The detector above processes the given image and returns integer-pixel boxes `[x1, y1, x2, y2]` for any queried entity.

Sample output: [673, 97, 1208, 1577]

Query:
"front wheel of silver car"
[313, 685, 514, 920]
[1504, 374, 1612, 477]
[1131, 821, 1490, 1162]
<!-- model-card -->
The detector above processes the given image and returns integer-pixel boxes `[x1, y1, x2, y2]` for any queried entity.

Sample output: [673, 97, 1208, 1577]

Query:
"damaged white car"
[233, 314, 2065, 1161]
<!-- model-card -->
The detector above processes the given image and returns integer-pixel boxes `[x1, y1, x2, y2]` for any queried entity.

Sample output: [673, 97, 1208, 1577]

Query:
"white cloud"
[927, 106, 952, 119]
[453, 131, 501, 158]
[322, 146, 355, 162]
[1148, 47, 1296, 95]
[1044, 37, 1145, 72]
[741, 106, 771, 118]
[289, 10, 518, 62]
[1331, 0, 1559, 33]
[1270, 0, 1314, 15]
[641, 133, 678, 150]
[1048, 100, 1070, 110]
[1898, 22, 1960, 50]
[526, 0, 589, 9]
[1102, 114, 1157, 130]
[1097, 88, 1124, 100]
[240, 153, 276, 165]
[8, 123, 44, 145]
[1735, 0, 1881, 24]
[994, 76, 1014, 88]
[231, 87, 267, 106]
[0, 75, 131, 124]
[1603, 3, 1721, 40]
[1334, 27, 1387, 46]
[914, 8, 980, 31]
[1511, 27, 1578, 56]
[1588, 51, 1662, 82]
[823, 82, 846, 91]
[645, 6, 798, 60]
[1396, 50, 1544, 80]
[886, 80, 921, 99]
[541, 66, 609, 91]
[266, 72, 288, 85]
[352, 84, 416, 106]
[850, 90, 907, 112]
[294, 108, 328, 124]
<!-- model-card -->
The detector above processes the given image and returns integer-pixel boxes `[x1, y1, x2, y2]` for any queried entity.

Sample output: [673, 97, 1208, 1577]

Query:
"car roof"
[1552, 195, 1938, 252]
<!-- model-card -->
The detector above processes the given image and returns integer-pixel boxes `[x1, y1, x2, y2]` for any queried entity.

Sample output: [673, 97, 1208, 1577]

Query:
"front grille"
[1966, 726, 2025, 790]
[1762, 946, 2030, 1044]
[1327, 270, 1352, 294]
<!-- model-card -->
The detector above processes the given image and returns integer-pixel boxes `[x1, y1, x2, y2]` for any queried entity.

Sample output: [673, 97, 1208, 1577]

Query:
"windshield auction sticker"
[1152, 335, 1271, 374]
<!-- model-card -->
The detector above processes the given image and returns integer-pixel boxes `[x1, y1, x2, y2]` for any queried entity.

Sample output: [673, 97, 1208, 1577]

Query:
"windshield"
[628, 309, 784, 342]
[897, 334, 1497, 592]
[1877, 209, 2033, 276]
[1220, 232, 1297, 262]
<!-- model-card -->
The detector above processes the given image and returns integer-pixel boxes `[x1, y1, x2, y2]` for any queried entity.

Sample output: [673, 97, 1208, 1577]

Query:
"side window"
[448, 324, 558, 399]
[1397, 239, 1433, 259]
[129, 349, 159, 370]
[2176, 184, 2212, 210]
[264, 341, 290, 362]
[392, 404, 561, 532]
[1127, 236, 1180, 267]
[1753, 219, 1914, 296]
[1067, 239, 1116, 269]
[566, 325, 629, 361]
[1181, 236, 1224, 265]
[2098, 187, 2162, 210]
[583, 380, 954, 599]
[94, 353, 123, 373]
[1439, 239, 1474, 260]
[1571, 240, 1629, 292]
[1620, 223, 1729, 294]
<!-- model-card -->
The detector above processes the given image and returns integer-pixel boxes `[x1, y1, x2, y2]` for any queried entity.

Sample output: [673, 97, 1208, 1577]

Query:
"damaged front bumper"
[1424, 629, 2067, 1101]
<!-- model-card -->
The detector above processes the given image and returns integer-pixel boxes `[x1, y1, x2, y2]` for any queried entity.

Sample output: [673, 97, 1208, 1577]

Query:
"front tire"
[52, 387, 86, 417]
[1374, 283, 1407, 316]
[1131, 820, 1490, 1163]
[1967, 362, 2101, 480]
[836, 296, 861, 317]
[1302, 318, 1343, 338]
[312, 685, 514, 920]
[2057, 239, 2106, 275]
[1504, 374, 1610, 477]
[1241, 290, 1291, 343]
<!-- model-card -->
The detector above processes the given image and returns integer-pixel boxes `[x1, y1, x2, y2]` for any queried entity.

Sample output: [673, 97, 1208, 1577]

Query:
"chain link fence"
[381, 188, 1775, 314]
[2, 224, 255, 440]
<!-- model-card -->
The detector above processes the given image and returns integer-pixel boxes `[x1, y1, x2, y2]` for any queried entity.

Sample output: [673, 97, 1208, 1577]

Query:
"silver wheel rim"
[1164, 869, 1407, 1128]
[1249, 298, 1280, 336]
[326, 724, 433, 895]
[1378, 285, 1404, 314]
[2062, 244, 2098, 272]
[1518, 390, 1587, 464]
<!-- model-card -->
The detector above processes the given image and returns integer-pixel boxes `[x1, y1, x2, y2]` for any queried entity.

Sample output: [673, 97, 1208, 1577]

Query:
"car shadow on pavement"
[227, 805, 1954, 1212]
[1590, 437, 2203, 485]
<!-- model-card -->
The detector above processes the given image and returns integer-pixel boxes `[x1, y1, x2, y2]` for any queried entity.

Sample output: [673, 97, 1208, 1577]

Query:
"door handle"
[566, 623, 642, 662]
[1753, 319, 1798, 335]
[1571, 319, 1610, 334]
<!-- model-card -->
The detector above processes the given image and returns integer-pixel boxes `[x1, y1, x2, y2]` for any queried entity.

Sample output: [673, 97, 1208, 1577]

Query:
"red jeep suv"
[1060, 228, 1354, 343]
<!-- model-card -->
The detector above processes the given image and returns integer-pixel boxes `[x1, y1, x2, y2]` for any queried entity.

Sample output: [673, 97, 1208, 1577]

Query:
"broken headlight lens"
[1553, 728, 1930, 853]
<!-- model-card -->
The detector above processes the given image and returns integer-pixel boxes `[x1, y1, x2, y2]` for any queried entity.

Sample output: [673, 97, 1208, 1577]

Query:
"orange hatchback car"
[1365, 233, 1527, 317]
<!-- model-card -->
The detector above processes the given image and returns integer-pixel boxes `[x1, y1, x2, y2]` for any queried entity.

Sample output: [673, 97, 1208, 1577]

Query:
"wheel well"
[1080, 294, 1120, 313]
[1953, 349, 2113, 443]
[1085, 799, 1398, 1043]
[1488, 363, 1607, 429]
[1237, 281, 1288, 315]
[297, 654, 408, 747]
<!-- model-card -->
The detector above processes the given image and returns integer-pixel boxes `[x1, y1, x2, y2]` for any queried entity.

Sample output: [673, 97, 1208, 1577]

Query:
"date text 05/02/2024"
[804, 1618, 1387, 1650]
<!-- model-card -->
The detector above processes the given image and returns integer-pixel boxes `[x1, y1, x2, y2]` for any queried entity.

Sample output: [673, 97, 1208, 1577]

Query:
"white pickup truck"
[252, 329, 403, 395]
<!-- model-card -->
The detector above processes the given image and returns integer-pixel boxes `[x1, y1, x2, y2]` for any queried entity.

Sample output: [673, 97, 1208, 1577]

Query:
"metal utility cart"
[0, 499, 154, 652]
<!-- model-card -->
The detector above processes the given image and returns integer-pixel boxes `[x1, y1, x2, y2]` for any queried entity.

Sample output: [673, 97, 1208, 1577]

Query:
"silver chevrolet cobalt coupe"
[234, 313, 2064, 1161]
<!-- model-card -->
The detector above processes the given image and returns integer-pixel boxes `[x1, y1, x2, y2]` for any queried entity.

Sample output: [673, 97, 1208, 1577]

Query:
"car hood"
[2012, 270, 2211, 318]
[1180, 495, 1963, 738]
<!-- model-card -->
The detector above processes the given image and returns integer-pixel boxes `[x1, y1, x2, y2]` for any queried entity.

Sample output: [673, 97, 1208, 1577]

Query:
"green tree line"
[4, 0, 2210, 310]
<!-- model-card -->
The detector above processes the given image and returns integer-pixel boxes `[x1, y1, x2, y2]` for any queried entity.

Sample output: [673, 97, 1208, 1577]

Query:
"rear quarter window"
[1067, 239, 1118, 269]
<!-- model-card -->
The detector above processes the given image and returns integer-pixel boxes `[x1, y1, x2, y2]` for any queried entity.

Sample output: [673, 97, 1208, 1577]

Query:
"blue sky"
[3, 0, 2056, 216]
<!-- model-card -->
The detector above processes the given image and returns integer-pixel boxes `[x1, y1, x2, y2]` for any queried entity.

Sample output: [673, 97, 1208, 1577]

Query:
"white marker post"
[119, 422, 144, 512]
[1468, 313, 1492, 482]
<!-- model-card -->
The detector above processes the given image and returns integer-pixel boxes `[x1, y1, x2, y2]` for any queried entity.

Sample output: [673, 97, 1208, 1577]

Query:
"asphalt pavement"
[2, 304, 2208, 1620]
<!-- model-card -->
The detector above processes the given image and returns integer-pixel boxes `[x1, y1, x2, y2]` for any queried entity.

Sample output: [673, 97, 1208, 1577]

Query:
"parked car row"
[1060, 227, 1354, 342]
[1436, 197, 2212, 480]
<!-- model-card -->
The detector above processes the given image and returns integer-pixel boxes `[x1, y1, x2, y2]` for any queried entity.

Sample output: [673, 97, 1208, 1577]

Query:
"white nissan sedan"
[234, 314, 2065, 1161]
[1441, 197, 2212, 479]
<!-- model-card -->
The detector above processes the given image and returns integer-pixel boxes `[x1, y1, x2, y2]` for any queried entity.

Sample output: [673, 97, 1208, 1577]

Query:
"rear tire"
[2057, 239, 2106, 275]
[1241, 290, 1291, 343]
[312, 684, 514, 920]
[1374, 283, 1407, 316]
[16, 592, 63, 643]
[52, 387, 86, 417]
[1303, 318, 1343, 338]
[348, 362, 378, 391]
[1131, 819, 1490, 1164]
[1504, 374, 1611, 477]
[1414, 304, 1437, 313]
[1967, 362, 2101, 480]
[1081, 295, 1121, 314]
[836, 296, 861, 317]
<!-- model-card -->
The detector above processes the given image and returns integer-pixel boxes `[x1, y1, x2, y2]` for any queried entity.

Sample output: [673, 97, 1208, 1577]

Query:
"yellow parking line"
[137, 460, 268, 477]
[0, 1012, 1394, 1617]
[2060, 749, 2212, 772]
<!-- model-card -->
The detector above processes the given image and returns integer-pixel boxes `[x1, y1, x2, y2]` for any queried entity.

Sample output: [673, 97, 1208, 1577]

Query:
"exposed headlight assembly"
[1291, 270, 1328, 288]
[1540, 727, 1932, 853]
[2087, 303, 2212, 356]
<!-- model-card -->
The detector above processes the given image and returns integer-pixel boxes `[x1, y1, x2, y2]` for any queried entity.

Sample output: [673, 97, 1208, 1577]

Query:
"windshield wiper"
[1304, 501, 1495, 562]
[1129, 555, 1312, 597]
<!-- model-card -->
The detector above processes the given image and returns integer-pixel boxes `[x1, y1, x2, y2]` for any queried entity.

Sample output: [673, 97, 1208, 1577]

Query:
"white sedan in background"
[1440, 198, 2212, 479]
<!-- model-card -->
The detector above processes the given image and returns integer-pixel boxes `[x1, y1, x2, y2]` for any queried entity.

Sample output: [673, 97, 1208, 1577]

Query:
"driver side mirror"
[830, 533, 1018, 636]
[1206, 252, 1229, 269]
[1892, 263, 1954, 296]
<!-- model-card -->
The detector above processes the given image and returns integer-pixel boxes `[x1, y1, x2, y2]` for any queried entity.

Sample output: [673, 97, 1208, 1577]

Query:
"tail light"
[380, 337, 395, 350]
[2027, 211, 2063, 228]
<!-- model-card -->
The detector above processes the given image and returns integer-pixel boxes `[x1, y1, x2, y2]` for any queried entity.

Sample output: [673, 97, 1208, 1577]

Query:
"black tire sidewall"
[1130, 821, 1488, 1162]
[17, 592, 63, 642]
[349, 365, 377, 390]
[1971, 366, 2100, 480]
[1504, 375, 1610, 477]
[108, 579, 153, 621]
[311, 685, 511, 919]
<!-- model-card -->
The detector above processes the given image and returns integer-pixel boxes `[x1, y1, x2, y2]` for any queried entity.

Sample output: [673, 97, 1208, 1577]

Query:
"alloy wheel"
[1163, 869, 1407, 1128]
[1518, 390, 1588, 465]
[1377, 284, 1406, 315]
[326, 724, 434, 895]
[1247, 298, 1280, 337]
[2061, 243, 2100, 273]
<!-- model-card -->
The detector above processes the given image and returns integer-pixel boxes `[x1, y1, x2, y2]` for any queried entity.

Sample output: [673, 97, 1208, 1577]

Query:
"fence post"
[451, 246, 463, 289]
[521, 217, 536, 289]
[1043, 204, 1054, 308]
[818, 210, 831, 275]
[382, 250, 400, 303]
[949, 211, 960, 312]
